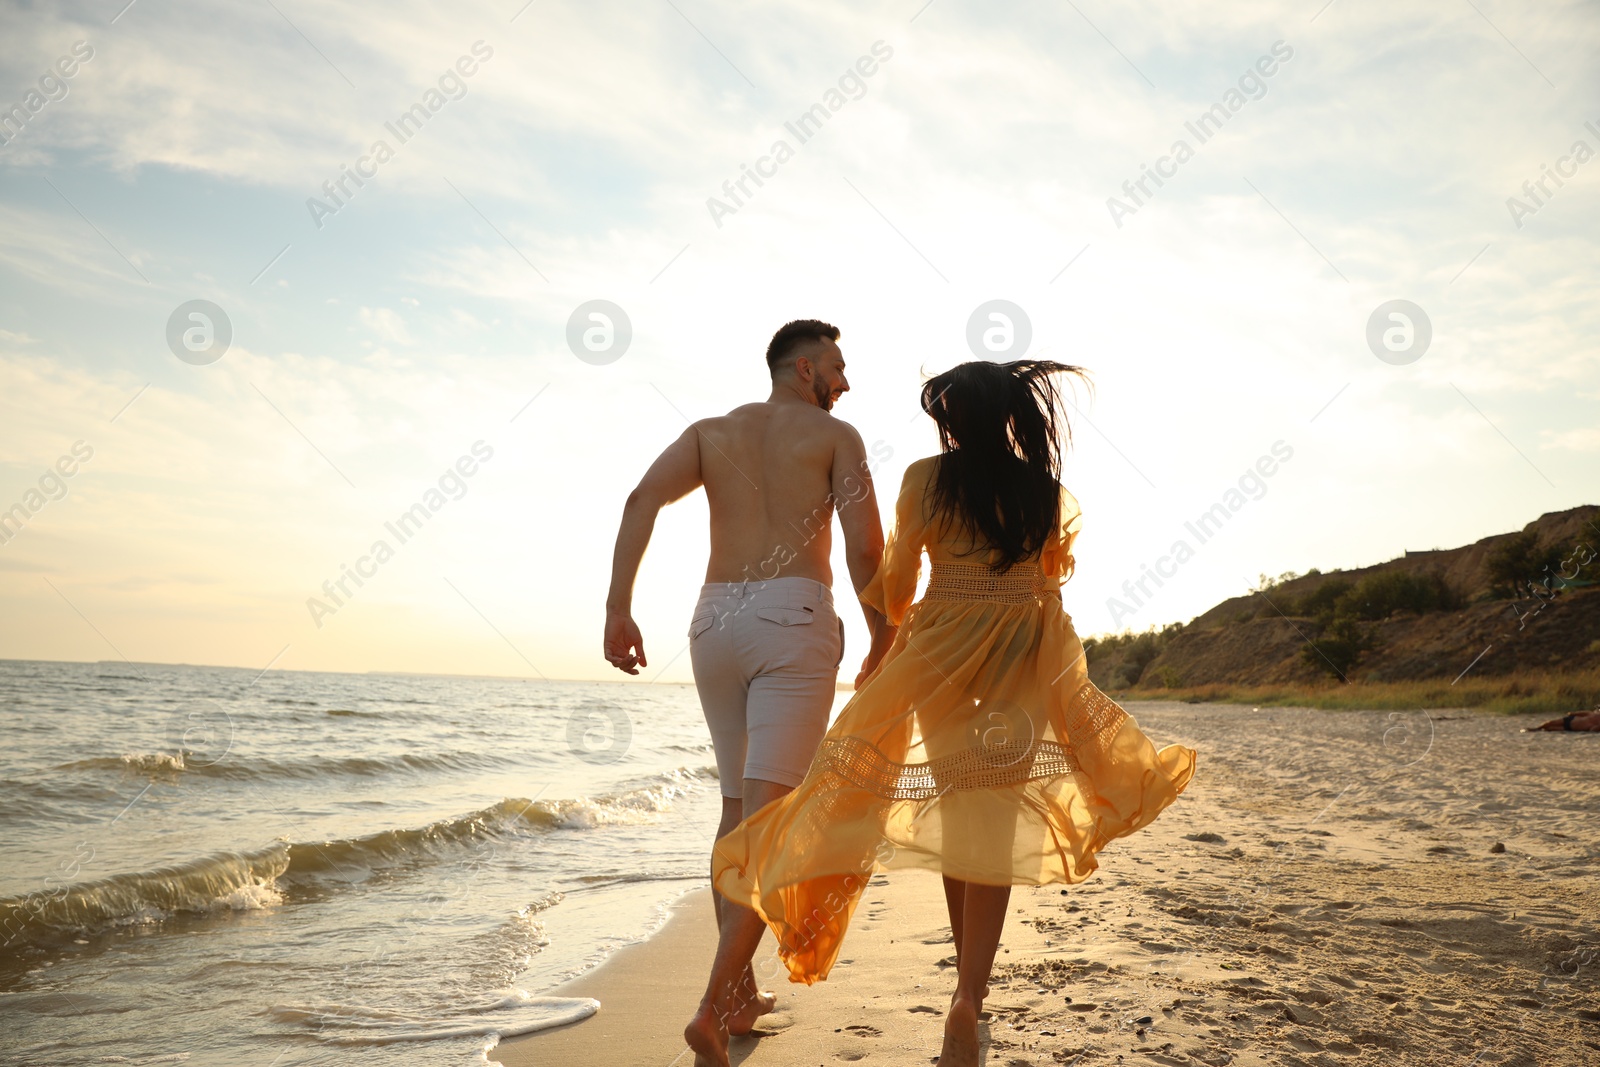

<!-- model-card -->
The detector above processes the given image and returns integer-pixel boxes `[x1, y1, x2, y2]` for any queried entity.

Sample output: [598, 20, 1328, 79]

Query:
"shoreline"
[492, 886, 723, 1066]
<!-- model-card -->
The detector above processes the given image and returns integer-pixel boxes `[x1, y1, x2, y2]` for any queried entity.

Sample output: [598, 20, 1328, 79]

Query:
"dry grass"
[1114, 667, 1600, 715]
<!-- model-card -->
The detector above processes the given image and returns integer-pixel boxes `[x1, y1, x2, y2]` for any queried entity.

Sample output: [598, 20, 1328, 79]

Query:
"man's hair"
[765, 319, 840, 374]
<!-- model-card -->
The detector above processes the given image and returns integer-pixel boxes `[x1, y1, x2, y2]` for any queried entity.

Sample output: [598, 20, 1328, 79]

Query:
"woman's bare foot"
[726, 967, 776, 1035]
[938, 994, 981, 1066]
[684, 999, 730, 1067]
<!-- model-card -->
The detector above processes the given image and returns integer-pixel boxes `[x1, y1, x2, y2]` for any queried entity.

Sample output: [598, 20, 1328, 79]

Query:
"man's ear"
[793, 355, 814, 381]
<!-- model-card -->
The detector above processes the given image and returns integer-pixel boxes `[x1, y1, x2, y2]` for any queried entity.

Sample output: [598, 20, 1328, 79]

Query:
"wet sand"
[497, 703, 1600, 1066]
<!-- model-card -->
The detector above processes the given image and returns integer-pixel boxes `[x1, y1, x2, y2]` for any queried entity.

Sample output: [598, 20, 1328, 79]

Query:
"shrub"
[1086, 622, 1182, 688]
[1301, 617, 1377, 681]
[1333, 570, 1462, 620]
[1293, 577, 1352, 619]
[1484, 531, 1564, 598]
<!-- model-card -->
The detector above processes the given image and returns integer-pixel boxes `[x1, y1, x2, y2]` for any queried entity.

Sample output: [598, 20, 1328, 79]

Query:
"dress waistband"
[923, 561, 1051, 604]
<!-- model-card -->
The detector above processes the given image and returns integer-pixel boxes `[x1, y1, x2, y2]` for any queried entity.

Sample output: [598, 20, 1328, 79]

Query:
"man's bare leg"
[939, 881, 1010, 1067]
[686, 778, 791, 1067]
[712, 794, 775, 1035]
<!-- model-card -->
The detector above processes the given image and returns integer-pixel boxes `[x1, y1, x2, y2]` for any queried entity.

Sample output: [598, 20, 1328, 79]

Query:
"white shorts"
[687, 577, 844, 798]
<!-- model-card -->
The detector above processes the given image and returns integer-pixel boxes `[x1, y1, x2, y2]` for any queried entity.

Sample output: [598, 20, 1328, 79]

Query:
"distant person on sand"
[707, 360, 1197, 1067]
[1530, 710, 1600, 731]
[603, 320, 897, 1047]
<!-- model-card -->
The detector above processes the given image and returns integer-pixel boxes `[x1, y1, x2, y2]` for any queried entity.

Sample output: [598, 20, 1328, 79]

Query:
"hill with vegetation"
[1085, 505, 1600, 713]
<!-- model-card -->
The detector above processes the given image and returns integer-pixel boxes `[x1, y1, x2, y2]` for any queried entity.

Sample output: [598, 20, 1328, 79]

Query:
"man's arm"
[830, 424, 895, 684]
[604, 425, 703, 674]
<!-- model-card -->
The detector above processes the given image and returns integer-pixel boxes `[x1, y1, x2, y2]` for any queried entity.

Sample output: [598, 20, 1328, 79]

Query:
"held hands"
[854, 658, 878, 690]
[604, 610, 647, 675]
[854, 624, 899, 689]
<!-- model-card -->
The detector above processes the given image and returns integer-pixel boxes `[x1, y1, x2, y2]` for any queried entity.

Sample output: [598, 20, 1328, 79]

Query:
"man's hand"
[605, 610, 648, 675]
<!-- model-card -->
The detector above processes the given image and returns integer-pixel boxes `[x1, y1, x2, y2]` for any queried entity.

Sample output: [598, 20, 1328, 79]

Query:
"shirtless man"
[603, 319, 897, 1066]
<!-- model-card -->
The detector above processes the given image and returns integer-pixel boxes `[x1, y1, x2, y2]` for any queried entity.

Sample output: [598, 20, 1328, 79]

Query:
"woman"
[710, 359, 1197, 1065]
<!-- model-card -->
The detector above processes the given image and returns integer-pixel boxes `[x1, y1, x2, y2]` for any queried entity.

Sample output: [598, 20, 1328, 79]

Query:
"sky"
[0, 0, 1596, 684]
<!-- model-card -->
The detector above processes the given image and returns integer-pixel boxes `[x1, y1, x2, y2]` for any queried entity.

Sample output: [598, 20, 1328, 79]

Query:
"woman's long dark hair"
[921, 359, 1089, 571]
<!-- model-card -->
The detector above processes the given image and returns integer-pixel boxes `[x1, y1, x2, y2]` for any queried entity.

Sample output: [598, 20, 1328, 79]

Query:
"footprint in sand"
[842, 1024, 883, 1036]
[908, 1004, 944, 1016]
[741, 1009, 795, 1036]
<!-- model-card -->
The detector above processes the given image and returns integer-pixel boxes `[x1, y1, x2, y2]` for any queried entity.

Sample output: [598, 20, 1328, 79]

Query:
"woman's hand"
[854, 624, 899, 688]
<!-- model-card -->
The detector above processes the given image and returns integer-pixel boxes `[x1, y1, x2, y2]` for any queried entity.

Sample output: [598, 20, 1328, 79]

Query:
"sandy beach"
[498, 701, 1599, 1067]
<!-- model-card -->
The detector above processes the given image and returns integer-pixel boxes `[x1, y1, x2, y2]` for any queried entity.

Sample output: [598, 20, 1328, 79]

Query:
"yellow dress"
[711, 456, 1197, 984]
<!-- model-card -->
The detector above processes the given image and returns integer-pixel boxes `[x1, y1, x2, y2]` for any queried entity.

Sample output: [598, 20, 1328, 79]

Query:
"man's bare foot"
[938, 994, 981, 1066]
[684, 999, 730, 1067]
[726, 969, 777, 1036]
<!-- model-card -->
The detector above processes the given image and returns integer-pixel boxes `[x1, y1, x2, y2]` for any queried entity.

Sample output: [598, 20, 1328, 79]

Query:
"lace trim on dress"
[923, 561, 1051, 604]
[1064, 681, 1127, 759]
[815, 734, 1079, 799]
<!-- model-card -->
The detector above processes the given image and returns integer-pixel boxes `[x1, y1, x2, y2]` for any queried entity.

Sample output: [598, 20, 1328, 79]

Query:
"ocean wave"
[270, 989, 598, 1045]
[0, 846, 290, 946]
[0, 768, 715, 947]
[59, 749, 521, 781]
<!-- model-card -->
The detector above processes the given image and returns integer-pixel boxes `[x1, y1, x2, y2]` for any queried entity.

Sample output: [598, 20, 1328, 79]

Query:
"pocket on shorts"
[688, 608, 716, 639]
[754, 606, 816, 626]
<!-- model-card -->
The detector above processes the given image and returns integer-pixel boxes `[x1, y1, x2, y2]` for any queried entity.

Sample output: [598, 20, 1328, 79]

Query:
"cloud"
[1541, 427, 1600, 451]
[359, 306, 412, 344]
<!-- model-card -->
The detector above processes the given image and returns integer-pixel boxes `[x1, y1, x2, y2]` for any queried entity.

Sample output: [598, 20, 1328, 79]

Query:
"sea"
[0, 658, 838, 1066]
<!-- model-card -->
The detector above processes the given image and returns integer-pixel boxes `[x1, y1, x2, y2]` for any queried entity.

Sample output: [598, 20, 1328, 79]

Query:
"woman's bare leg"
[941, 875, 966, 967]
[940, 881, 1010, 1067]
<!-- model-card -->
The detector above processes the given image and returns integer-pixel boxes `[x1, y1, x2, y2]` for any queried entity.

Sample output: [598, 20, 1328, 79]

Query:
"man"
[604, 319, 897, 1066]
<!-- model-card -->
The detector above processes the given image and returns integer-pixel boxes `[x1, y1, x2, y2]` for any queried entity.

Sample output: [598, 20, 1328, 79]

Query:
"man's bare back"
[697, 400, 861, 586]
